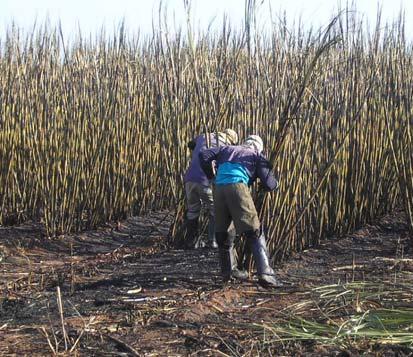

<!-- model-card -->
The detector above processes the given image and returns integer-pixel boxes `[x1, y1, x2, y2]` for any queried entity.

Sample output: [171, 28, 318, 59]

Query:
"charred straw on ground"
[0, 2, 412, 265]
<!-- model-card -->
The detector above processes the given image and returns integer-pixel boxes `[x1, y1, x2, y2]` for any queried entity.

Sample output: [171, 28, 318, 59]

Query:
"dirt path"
[1, 211, 412, 356]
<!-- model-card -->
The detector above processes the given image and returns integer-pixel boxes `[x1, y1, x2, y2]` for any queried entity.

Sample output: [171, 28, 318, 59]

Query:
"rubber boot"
[216, 232, 232, 281]
[216, 232, 248, 282]
[184, 217, 200, 249]
[245, 229, 283, 288]
[227, 230, 249, 280]
[206, 215, 218, 249]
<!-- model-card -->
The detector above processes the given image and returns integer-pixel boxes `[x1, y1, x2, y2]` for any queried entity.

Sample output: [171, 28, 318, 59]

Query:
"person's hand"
[258, 182, 268, 192]
[187, 140, 196, 150]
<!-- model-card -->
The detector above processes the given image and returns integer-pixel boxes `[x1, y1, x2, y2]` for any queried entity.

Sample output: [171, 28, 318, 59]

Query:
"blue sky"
[0, 0, 411, 39]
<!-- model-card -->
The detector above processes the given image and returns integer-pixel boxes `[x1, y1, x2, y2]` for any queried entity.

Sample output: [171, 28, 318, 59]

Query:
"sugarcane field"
[1, 1, 413, 356]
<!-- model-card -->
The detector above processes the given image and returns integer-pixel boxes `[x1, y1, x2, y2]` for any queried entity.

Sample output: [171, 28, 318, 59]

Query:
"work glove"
[187, 140, 196, 150]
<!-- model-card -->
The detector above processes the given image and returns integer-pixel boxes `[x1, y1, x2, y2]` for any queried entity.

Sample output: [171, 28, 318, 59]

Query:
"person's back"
[184, 133, 225, 186]
[214, 145, 257, 185]
[201, 142, 278, 191]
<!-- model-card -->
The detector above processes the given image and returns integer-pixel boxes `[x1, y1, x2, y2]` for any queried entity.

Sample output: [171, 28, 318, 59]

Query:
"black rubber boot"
[245, 229, 283, 288]
[227, 230, 249, 280]
[184, 217, 200, 249]
[216, 232, 232, 281]
[216, 232, 248, 282]
[206, 215, 218, 249]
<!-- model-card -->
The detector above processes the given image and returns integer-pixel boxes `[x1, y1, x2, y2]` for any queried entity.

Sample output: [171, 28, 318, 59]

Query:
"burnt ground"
[0, 211, 412, 356]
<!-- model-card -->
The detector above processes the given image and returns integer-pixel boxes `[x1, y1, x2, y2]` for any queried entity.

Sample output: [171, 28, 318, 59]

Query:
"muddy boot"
[216, 232, 232, 281]
[206, 215, 218, 249]
[184, 217, 200, 249]
[245, 229, 283, 288]
[216, 232, 248, 282]
[227, 230, 249, 280]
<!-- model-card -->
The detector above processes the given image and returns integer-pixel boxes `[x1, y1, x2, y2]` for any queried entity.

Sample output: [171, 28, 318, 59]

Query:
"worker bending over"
[199, 135, 282, 288]
[183, 129, 238, 248]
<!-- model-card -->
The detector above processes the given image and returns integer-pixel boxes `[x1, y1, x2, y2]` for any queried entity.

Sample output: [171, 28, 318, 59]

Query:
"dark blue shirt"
[184, 133, 226, 186]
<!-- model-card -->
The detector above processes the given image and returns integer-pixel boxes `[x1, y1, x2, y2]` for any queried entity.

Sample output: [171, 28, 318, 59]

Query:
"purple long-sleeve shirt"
[184, 133, 227, 186]
[199, 145, 279, 191]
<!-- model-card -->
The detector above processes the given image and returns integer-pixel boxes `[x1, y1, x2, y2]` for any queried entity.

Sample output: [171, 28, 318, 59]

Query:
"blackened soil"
[0, 210, 412, 356]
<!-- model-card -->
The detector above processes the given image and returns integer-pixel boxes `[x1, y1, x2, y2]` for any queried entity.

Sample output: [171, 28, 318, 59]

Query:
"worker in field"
[199, 135, 283, 288]
[183, 128, 238, 249]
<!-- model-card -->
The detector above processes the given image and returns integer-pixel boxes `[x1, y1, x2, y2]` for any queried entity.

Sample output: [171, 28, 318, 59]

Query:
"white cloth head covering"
[244, 135, 264, 154]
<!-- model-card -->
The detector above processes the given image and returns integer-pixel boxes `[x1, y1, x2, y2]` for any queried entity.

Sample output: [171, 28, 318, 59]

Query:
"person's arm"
[199, 147, 220, 179]
[256, 155, 279, 191]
